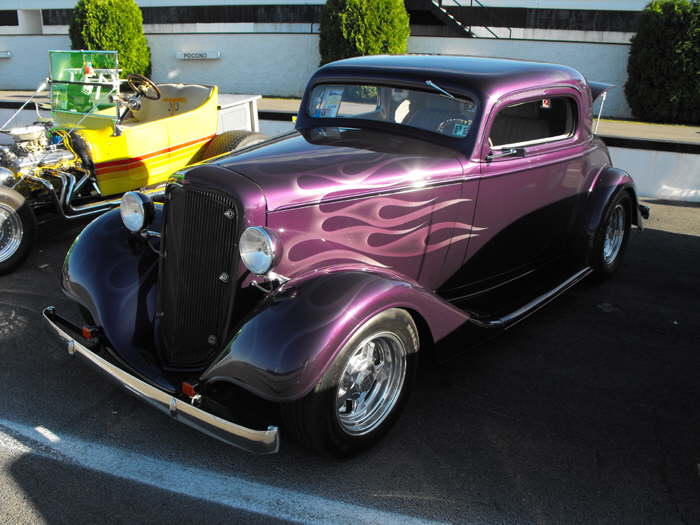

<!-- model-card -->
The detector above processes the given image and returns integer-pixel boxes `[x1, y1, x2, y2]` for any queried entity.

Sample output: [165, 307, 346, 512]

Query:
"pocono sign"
[176, 51, 221, 60]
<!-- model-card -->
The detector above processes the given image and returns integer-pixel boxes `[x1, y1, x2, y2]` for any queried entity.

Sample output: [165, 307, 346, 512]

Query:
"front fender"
[62, 206, 163, 377]
[200, 270, 470, 402]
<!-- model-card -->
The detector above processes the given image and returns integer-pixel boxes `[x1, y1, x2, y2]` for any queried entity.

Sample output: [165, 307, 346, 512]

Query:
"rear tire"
[0, 187, 37, 275]
[590, 192, 632, 281]
[281, 308, 419, 457]
[200, 130, 266, 160]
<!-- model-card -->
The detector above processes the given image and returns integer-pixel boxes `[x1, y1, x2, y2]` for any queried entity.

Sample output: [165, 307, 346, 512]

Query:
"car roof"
[313, 55, 588, 101]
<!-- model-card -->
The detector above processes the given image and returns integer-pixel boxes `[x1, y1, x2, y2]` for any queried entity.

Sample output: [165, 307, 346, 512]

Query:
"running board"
[467, 267, 592, 329]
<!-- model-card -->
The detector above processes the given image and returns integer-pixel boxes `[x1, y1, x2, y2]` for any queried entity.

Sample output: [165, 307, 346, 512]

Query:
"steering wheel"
[126, 74, 161, 100]
[438, 118, 472, 137]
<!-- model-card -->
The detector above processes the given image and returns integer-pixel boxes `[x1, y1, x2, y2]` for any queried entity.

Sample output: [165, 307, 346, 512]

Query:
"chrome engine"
[0, 125, 75, 175]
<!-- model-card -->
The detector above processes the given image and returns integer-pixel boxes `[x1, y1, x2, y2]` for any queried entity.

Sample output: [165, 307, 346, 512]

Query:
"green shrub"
[625, 0, 700, 124]
[319, 0, 410, 66]
[69, 0, 151, 77]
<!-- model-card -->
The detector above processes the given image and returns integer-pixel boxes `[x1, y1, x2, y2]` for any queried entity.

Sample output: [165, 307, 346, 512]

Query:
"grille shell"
[157, 183, 240, 369]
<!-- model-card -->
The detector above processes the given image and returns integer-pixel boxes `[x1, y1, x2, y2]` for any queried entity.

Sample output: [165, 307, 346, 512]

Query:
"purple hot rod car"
[45, 55, 648, 456]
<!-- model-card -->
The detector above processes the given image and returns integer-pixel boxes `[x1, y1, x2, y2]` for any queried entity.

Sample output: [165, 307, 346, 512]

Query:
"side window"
[489, 97, 577, 148]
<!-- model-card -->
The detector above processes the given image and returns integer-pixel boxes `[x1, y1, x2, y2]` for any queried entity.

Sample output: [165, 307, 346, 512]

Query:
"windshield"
[49, 50, 120, 121]
[307, 84, 477, 138]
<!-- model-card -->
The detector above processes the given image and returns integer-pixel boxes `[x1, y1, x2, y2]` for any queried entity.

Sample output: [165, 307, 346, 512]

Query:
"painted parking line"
[0, 418, 449, 525]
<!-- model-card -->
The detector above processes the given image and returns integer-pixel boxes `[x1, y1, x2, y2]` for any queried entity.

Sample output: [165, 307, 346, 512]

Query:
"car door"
[458, 88, 589, 288]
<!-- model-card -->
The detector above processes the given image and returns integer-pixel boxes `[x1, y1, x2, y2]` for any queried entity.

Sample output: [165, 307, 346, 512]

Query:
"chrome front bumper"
[43, 306, 279, 454]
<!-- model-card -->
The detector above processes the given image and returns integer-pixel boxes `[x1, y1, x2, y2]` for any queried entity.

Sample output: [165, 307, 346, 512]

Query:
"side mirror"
[486, 147, 524, 162]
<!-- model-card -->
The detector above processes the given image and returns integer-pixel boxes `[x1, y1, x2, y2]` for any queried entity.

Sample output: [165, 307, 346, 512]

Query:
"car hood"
[210, 127, 464, 211]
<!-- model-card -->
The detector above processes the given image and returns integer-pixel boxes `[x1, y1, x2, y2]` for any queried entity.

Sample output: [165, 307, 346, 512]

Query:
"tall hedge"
[625, 0, 699, 124]
[319, 0, 410, 66]
[69, 0, 151, 77]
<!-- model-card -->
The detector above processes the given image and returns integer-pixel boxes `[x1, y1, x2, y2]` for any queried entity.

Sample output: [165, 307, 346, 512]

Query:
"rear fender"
[573, 167, 641, 262]
[200, 270, 470, 402]
[588, 166, 642, 225]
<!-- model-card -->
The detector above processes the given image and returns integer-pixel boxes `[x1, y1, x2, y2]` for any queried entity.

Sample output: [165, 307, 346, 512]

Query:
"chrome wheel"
[335, 331, 407, 436]
[603, 204, 626, 264]
[0, 202, 23, 263]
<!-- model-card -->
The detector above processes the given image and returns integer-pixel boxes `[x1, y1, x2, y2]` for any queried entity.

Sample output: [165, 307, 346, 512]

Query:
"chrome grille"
[157, 183, 239, 369]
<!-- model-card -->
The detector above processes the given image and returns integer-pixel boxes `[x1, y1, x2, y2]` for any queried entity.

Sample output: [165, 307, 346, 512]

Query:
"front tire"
[281, 308, 419, 457]
[590, 192, 632, 281]
[0, 187, 37, 275]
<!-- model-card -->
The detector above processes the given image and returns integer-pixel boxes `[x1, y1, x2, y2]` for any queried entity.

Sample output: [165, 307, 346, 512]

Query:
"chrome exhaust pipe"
[27, 171, 167, 220]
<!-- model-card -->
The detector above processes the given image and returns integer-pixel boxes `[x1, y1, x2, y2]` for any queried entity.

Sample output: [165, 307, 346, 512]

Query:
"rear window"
[489, 97, 576, 148]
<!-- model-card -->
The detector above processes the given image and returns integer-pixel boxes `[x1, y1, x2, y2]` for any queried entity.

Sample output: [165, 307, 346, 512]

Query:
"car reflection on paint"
[44, 55, 648, 457]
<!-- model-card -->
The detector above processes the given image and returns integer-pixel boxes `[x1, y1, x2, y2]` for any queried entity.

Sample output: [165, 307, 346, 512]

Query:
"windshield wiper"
[425, 80, 456, 100]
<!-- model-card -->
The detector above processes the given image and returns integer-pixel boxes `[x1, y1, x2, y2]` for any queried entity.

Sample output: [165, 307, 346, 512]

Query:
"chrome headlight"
[239, 226, 280, 275]
[120, 191, 154, 232]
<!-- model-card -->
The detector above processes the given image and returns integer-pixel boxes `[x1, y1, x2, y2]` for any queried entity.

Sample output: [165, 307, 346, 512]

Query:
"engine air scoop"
[2, 125, 46, 142]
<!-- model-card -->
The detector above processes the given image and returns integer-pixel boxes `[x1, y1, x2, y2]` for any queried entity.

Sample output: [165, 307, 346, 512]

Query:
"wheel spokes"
[335, 332, 407, 436]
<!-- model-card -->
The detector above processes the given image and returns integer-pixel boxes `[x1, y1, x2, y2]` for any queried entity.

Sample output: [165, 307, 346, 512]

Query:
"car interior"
[490, 97, 576, 148]
[125, 84, 214, 125]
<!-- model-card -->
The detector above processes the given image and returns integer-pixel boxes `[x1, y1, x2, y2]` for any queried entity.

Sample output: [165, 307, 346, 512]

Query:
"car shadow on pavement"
[4, 449, 287, 524]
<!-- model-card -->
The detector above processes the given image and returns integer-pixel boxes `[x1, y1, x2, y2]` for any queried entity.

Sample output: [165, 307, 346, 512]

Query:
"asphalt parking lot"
[0, 198, 699, 524]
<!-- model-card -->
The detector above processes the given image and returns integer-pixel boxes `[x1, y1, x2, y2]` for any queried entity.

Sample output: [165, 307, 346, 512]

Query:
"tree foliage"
[69, 0, 151, 77]
[625, 0, 699, 124]
[319, 0, 410, 66]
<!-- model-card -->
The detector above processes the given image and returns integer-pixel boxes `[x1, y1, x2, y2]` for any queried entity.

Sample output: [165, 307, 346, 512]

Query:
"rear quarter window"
[490, 97, 577, 148]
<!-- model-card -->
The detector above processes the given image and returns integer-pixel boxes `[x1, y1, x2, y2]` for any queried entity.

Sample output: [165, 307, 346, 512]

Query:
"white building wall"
[0, 32, 632, 117]
[608, 148, 700, 202]
[0, 33, 319, 97]
[408, 36, 632, 118]
[468, 27, 635, 44]
[149, 33, 319, 97]
[0, 35, 69, 89]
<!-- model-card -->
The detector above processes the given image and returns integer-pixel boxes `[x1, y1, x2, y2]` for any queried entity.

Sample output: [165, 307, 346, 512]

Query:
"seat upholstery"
[404, 92, 461, 133]
[128, 84, 214, 124]
[490, 98, 573, 147]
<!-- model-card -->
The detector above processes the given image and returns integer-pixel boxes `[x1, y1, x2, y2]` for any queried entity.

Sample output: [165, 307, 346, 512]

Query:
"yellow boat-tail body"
[54, 85, 218, 196]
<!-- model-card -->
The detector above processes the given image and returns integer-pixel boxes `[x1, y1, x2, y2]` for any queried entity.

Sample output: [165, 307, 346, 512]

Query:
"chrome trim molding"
[43, 306, 280, 455]
[468, 267, 593, 329]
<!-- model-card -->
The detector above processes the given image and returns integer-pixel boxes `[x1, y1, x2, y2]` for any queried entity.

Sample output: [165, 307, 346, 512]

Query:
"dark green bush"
[319, 0, 410, 66]
[69, 0, 151, 77]
[625, 0, 699, 124]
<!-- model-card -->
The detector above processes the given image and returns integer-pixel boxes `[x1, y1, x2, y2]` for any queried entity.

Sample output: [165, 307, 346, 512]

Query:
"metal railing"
[436, 0, 513, 39]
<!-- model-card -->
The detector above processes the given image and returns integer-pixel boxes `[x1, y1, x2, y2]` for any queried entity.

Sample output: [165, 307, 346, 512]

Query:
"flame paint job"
[210, 127, 466, 211]
[60, 56, 643, 404]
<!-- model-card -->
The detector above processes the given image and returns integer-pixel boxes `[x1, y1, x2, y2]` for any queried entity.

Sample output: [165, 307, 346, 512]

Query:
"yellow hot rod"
[0, 50, 265, 273]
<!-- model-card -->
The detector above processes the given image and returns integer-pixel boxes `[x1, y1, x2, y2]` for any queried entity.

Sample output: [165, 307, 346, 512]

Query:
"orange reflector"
[182, 382, 196, 397]
[81, 326, 96, 339]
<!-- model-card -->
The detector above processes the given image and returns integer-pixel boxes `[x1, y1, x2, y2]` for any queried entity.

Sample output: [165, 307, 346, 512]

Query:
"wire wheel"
[335, 331, 407, 436]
